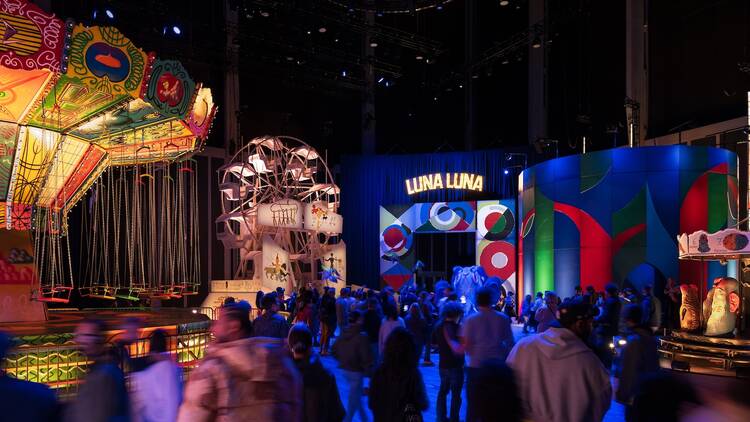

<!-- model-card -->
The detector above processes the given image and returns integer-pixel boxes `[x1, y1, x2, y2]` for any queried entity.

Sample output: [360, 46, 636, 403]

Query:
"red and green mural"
[519, 146, 738, 298]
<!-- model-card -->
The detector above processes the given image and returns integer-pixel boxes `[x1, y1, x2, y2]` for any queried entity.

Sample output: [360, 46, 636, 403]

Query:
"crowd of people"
[1, 279, 749, 422]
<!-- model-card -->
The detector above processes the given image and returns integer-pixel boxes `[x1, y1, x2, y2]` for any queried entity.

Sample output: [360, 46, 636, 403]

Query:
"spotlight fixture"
[172, 26, 181, 35]
[471, 74, 479, 79]
[318, 27, 327, 33]
[307, 30, 312, 35]
[286, 56, 294, 61]
[500, 0, 509, 6]
[385, 81, 391, 87]
[433, 96, 438, 101]
[370, 41, 378, 47]
[532, 36, 542, 48]
[334, 38, 339, 42]
[416, 55, 424, 60]
[105, 9, 114, 19]
[437, 5, 443, 10]
[260, 10, 270, 17]
[341, 69, 347, 77]
[503, 169, 509, 175]
[459, 84, 463, 88]
[377, 77, 385, 83]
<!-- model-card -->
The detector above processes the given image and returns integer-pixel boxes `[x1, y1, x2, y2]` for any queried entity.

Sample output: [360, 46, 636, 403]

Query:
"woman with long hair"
[404, 303, 427, 364]
[368, 327, 428, 422]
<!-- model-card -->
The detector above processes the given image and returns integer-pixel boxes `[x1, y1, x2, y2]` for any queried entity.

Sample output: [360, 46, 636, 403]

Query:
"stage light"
[260, 10, 270, 17]
[532, 36, 542, 48]
[192, 309, 198, 314]
[318, 27, 327, 33]
[433, 96, 438, 101]
[504, 169, 509, 175]
[385, 81, 391, 87]
[437, 5, 443, 10]
[287, 56, 295, 61]
[341, 69, 347, 77]
[618, 339, 627, 346]
[307, 30, 312, 35]
[370, 41, 378, 47]
[92, 9, 97, 19]
[459, 84, 463, 88]
[334, 38, 339, 42]
[416, 55, 424, 60]
[105, 9, 114, 19]
[378, 77, 385, 83]
[172, 26, 182, 35]
[500, 0, 509, 6]
[502, 58, 509, 65]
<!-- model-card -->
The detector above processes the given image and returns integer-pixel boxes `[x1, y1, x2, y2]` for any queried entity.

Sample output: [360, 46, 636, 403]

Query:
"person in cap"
[506, 297, 611, 422]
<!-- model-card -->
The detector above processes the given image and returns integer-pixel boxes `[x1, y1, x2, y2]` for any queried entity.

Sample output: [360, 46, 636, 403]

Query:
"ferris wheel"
[217, 136, 341, 288]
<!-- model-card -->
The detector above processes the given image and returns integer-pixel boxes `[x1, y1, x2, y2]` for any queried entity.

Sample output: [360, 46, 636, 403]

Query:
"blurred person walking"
[378, 304, 405, 356]
[534, 291, 558, 333]
[66, 318, 130, 422]
[404, 303, 428, 363]
[593, 283, 622, 368]
[520, 294, 533, 333]
[433, 301, 465, 422]
[368, 328, 428, 422]
[178, 301, 302, 422]
[332, 310, 374, 422]
[288, 323, 345, 422]
[614, 304, 660, 420]
[320, 287, 338, 355]
[336, 287, 351, 331]
[130, 329, 182, 422]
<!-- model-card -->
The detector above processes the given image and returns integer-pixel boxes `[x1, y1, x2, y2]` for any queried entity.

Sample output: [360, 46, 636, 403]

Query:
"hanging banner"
[257, 199, 303, 229]
[304, 201, 343, 234]
[261, 235, 292, 291]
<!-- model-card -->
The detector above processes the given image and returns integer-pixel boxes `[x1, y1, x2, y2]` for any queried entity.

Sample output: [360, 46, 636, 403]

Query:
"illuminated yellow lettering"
[473, 175, 483, 191]
[433, 173, 443, 189]
[406, 179, 414, 195]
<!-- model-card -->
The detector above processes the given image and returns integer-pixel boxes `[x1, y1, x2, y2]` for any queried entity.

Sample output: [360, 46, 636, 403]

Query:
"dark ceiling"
[47, 0, 750, 166]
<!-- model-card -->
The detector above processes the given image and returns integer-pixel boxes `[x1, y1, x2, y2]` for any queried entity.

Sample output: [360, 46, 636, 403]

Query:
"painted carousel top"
[678, 228, 750, 260]
[0, 0, 217, 230]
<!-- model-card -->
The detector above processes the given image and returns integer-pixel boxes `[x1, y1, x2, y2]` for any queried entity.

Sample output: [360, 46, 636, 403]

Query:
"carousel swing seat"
[79, 285, 117, 300]
[114, 287, 143, 301]
[35, 286, 74, 303]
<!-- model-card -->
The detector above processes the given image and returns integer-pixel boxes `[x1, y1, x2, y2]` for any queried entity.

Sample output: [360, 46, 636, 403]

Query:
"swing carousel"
[0, 1, 215, 310]
[0, 0, 215, 394]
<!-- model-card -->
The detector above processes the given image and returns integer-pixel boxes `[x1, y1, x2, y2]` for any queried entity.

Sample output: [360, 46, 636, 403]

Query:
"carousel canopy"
[678, 228, 750, 260]
[0, 0, 217, 230]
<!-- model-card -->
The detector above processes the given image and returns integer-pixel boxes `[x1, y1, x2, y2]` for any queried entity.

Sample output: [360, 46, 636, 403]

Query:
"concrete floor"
[322, 324, 626, 422]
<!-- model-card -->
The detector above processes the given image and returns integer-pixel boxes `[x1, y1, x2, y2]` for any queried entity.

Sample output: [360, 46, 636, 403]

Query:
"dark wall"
[648, 0, 749, 137]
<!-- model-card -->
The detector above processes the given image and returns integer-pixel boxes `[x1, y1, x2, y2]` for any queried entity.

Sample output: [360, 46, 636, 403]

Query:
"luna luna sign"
[405, 172, 484, 195]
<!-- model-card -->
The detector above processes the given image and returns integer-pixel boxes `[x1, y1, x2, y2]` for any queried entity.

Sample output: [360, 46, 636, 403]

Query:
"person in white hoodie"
[506, 297, 611, 422]
[130, 329, 182, 422]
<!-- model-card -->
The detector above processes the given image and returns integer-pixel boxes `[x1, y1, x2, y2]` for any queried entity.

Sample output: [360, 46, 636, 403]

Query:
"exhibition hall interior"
[0, 1, 748, 421]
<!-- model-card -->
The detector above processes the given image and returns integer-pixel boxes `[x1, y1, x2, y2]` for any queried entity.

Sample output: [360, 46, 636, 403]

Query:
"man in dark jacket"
[362, 297, 382, 362]
[0, 332, 59, 422]
[253, 293, 290, 339]
[289, 323, 345, 422]
[332, 310, 374, 422]
[615, 304, 660, 420]
[320, 287, 338, 355]
[66, 318, 130, 422]
[593, 283, 621, 368]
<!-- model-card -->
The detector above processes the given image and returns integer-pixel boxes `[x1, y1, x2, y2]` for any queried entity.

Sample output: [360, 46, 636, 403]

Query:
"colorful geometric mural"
[380, 200, 516, 291]
[519, 146, 738, 298]
[476, 200, 516, 293]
